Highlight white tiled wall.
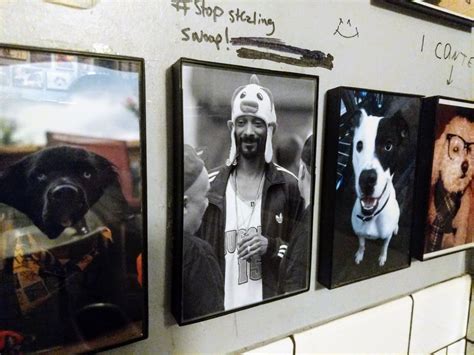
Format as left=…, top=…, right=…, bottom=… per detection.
left=468, top=281, right=473, bottom=355
left=433, top=348, right=448, bottom=355
left=242, top=337, right=293, bottom=355
left=293, top=297, right=412, bottom=354
left=468, top=279, right=473, bottom=343
left=447, top=339, right=466, bottom=355
left=242, top=275, right=472, bottom=354
left=410, top=276, right=470, bottom=354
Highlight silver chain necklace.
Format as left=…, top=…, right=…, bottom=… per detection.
left=233, top=169, right=264, bottom=233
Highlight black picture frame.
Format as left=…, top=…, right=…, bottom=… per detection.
left=0, top=43, right=148, bottom=353
left=171, top=58, right=319, bottom=325
left=412, top=96, right=474, bottom=261
left=318, top=86, right=423, bottom=289
left=386, top=0, right=473, bottom=27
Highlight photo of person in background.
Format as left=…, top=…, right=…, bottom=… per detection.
left=199, top=75, right=303, bottom=310
left=182, top=145, right=224, bottom=320
left=279, top=135, right=314, bottom=294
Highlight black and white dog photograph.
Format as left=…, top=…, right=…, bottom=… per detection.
left=0, top=46, right=146, bottom=353
left=172, top=59, right=318, bottom=324
left=319, top=87, right=421, bottom=288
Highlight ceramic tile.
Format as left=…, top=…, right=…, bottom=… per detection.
left=243, top=337, right=293, bottom=355
left=468, top=278, right=473, bottom=341
left=446, top=339, right=466, bottom=354
left=433, top=348, right=447, bottom=355
left=293, top=297, right=412, bottom=354
left=466, top=341, right=473, bottom=355
left=410, top=275, right=471, bottom=354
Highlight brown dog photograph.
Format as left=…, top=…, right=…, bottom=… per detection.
left=423, top=98, right=474, bottom=259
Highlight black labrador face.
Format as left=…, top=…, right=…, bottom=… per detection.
left=0, top=146, right=117, bottom=239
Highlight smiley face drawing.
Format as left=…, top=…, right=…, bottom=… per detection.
left=334, top=18, right=359, bottom=39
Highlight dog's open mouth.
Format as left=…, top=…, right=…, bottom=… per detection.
left=360, top=196, right=379, bottom=214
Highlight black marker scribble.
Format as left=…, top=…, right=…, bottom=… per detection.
left=232, top=37, right=326, bottom=59
left=334, top=18, right=359, bottom=39
left=230, top=37, right=334, bottom=70
left=446, top=65, right=454, bottom=85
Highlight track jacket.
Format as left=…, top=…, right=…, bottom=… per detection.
left=199, top=162, right=303, bottom=299
left=278, top=207, right=311, bottom=294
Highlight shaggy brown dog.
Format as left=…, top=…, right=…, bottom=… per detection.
left=427, top=115, right=474, bottom=251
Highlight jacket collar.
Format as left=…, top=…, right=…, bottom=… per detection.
left=208, top=162, right=287, bottom=210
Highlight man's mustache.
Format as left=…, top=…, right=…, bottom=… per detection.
left=240, top=136, right=259, bottom=143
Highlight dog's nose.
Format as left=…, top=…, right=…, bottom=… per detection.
left=461, top=160, right=469, bottom=174
left=360, top=169, right=377, bottom=185
left=359, top=169, right=377, bottom=194
left=50, top=184, right=79, bottom=201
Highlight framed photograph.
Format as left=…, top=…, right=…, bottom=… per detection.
left=46, top=70, right=74, bottom=91
left=413, top=97, right=474, bottom=260
left=318, top=87, right=422, bottom=289
left=12, top=66, right=45, bottom=89
left=0, top=44, right=147, bottom=353
left=386, top=0, right=473, bottom=27
left=172, top=58, right=318, bottom=325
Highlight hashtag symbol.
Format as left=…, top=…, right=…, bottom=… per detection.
left=171, top=0, right=192, bottom=15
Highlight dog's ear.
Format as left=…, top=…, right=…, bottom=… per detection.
left=89, top=152, right=119, bottom=189
left=0, top=158, right=29, bottom=213
left=351, top=109, right=363, bottom=128
left=87, top=152, right=131, bottom=223
left=393, top=110, right=409, bottom=141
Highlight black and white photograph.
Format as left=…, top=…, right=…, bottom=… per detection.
left=387, top=0, right=473, bottom=26
left=0, top=45, right=147, bottom=353
left=412, top=0, right=473, bottom=23
left=319, top=87, right=422, bottom=288
left=413, top=97, right=474, bottom=260
left=172, top=59, right=318, bottom=325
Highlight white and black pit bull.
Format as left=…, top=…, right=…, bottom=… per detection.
left=351, top=109, right=408, bottom=266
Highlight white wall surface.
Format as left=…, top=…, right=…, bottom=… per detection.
left=244, top=275, right=472, bottom=354
left=0, top=1, right=472, bottom=353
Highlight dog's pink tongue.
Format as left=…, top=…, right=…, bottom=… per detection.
left=361, top=197, right=377, bottom=210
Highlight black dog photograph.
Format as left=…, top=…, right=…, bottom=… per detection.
left=319, top=87, right=422, bottom=288
left=0, top=46, right=146, bottom=353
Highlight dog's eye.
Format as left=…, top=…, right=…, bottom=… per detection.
left=453, top=147, right=459, bottom=153
left=83, top=171, right=92, bottom=179
left=257, top=93, right=264, bottom=101
left=385, top=142, right=393, bottom=151
left=37, top=173, right=47, bottom=182
left=240, top=92, right=246, bottom=99
left=356, top=141, right=363, bottom=152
